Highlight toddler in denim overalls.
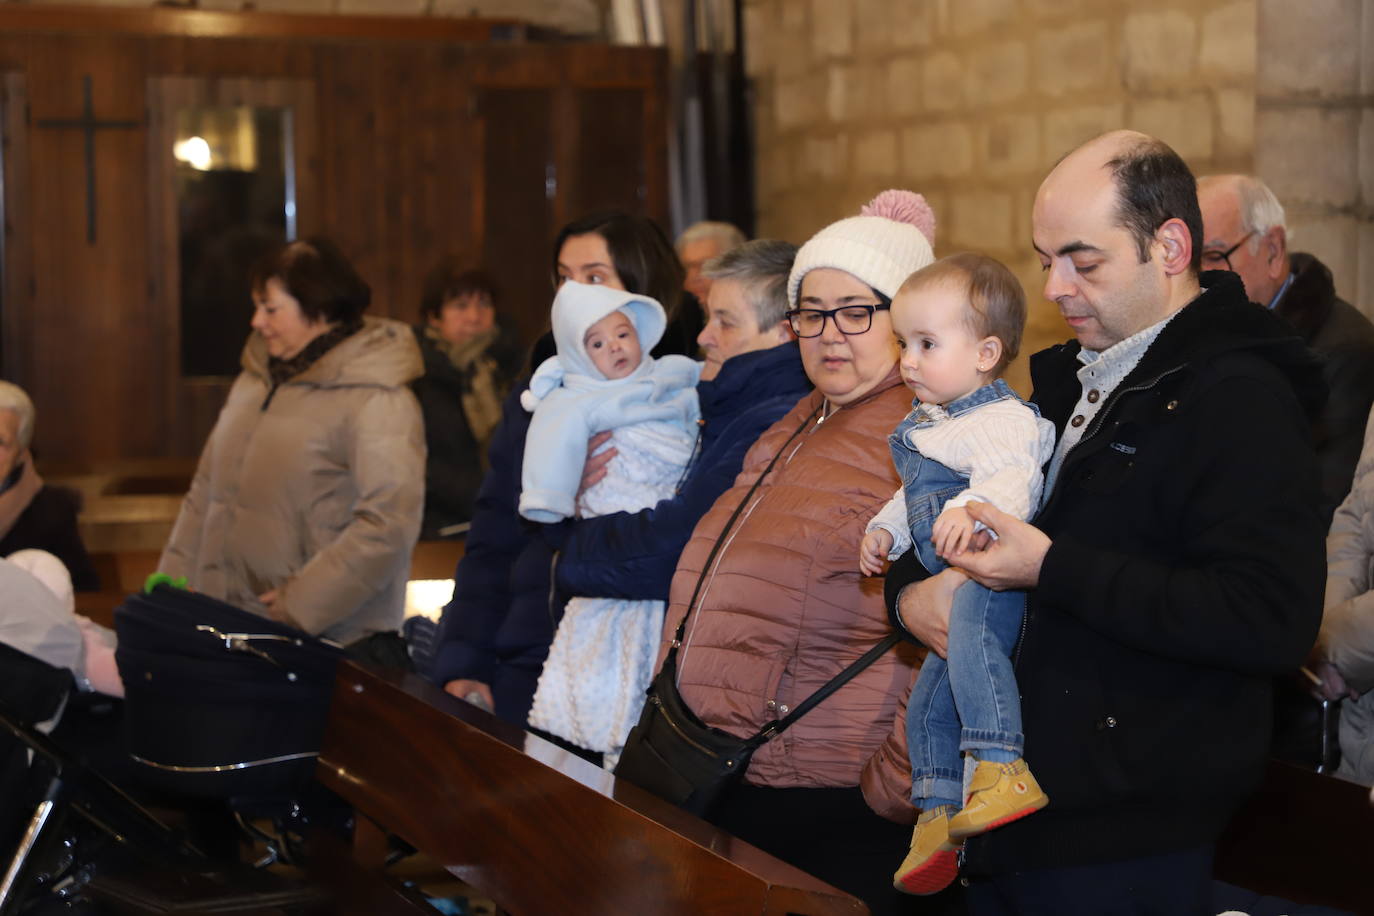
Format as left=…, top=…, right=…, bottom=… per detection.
left=857, top=253, right=1057, bottom=896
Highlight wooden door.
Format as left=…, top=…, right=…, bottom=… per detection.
left=566, top=87, right=650, bottom=219
left=475, top=86, right=557, bottom=351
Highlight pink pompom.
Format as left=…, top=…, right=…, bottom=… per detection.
left=861, top=189, right=936, bottom=245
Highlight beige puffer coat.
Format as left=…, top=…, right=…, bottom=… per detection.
left=661, top=368, right=922, bottom=792
left=1320, top=408, right=1374, bottom=785
left=160, top=317, right=425, bottom=646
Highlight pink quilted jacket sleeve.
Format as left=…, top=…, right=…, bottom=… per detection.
left=861, top=653, right=921, bottom=825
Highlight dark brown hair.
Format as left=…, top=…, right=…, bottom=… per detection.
left=419, top=257, right=500, bottom=322
left=250, top=237, right=370, bottom=324
left=1106, top=136, right=1203, bottom=274
left=897, top=252, right=1027, bottom=374
left=550, top=211, right=685, bottom=316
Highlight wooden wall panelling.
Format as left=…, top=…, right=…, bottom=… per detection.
left=146, top=74, right=318, bottom=457
left=641, top=52, right=671, bottom=226
left=388, top=47, right=425, bottom=326
left=561, top=44, right=670, bottom=227
left=0, top=11, right=669, bottom=467
left=371, top=45, right=406, bottom=320
left=469, top=41, right=567, bottom=348
left=476, top=85, right=556, bottom=349
left=24, top=35, right=156, bottom=465
left=147, top=35, right=315, bottom=82
left=1, top=73, right=32, bottom=384
left=567, top=87, right=649, bottom=219
left=409, top=46, right=480, bottom=330
left=469, top=44, right=674, bottom=352
left=314, top=43, right=411, bottom=322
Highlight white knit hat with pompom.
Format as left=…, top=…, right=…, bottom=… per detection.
left=787, top=189, right=938, bottom=306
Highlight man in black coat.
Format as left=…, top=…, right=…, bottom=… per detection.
left=1198, top=173, right=1374, bottom=520
left=890, top=131, right=1327, bottom=914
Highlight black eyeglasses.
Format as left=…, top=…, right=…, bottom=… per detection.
left=785, top=304, right=890, bottom=338
left=1201, top=231, right=1256, bottom=271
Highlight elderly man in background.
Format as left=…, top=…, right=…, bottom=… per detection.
left=1199, top=174, right=1374, bottom=519
left=676, top=220, right=747, bottom=305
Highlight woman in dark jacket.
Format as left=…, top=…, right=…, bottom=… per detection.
left=412, top=262, right=520, bottom=538
left=431, top=211, right=691, bottom=725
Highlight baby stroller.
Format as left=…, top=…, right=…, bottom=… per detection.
left=113, top=584, right=352, bottom=865
left=0, top=641, right=206, bottom=915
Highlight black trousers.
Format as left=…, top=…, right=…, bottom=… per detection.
left=709, top=782, right=967, bottom=916
left=965, top=845, right=1214, bottom=916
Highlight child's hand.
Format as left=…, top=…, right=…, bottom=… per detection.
left=859, top=529, right=893, bottom=576
left=932, top=506, right=977, bottom=559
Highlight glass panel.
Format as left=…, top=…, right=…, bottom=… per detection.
left=174, top=106, right=295, bottom=377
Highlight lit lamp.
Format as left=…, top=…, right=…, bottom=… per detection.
left=172, top=135, right=212, bottom=171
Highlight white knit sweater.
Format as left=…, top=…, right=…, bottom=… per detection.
left=868, top=397, right=1057, bottom=558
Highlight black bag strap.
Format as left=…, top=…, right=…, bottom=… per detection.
left=668, top=399, right=824, bottom=648
left=751, top=631, right=904, bottom=743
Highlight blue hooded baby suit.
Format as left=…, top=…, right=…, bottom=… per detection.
left=521, top=280, right=701, bottom=760
left=518, top=281, right=701, bottom=525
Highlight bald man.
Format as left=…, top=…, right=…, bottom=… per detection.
left=883, top=132, right=1326, bottom=913
left=1199, top=174, right=1374, bottom=519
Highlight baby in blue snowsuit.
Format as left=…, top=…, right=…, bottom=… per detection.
left=521, top=280, right=700, bottom=764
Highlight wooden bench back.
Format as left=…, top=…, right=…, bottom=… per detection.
left=1215, top=758, right=1374, bottom=912
left=316, top=662, right=867, bottom=916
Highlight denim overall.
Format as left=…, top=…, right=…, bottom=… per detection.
left=892, top=379, right=1033, bottom=809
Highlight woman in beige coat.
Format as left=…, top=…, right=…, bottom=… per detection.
left=160, top=238, right=424, bottom=648
left=1315, top=406, right=1374, bottom=785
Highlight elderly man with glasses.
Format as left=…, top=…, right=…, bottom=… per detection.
left=1199, top=174, right=1374, bottom=519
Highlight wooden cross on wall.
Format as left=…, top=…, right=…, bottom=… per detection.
left=33, top=74, right=140, bottom=245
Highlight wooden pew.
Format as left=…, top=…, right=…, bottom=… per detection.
left=1215, top=759, right=1374, bottom=913
left=316, top=662, right=867, bottom=916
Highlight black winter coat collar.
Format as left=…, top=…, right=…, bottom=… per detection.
left=1030, top=270, right=1326, bottom=434
left=1277, top=252, right=1339, bottom=342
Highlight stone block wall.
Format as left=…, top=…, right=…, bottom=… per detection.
left=1256, top=0, right=1373, bottom=312
left=745, top=0, right=1258, bottom=391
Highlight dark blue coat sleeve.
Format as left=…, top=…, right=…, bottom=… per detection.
left=430, top=384, right=533, bottom=686
left=554, top=394, right=797, bottom=602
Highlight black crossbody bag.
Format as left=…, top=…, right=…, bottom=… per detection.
left=614, top=402, right=903, bottom=817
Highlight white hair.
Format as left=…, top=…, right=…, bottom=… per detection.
left=0, top=381, right=34, bottom=450
left=702, top=238, right=798, bottom=329
left=1203, top=173, right=1286, bottom=254
left=1225, top=175, right=1287, bottom=254
left=676, top=221, right=746, bottom=255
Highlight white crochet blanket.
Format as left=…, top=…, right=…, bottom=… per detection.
left=526, top=419, right=695, bottom=764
